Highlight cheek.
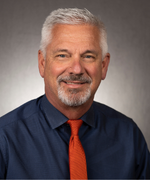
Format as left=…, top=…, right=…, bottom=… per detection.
left=45, top=62, right=67, bottom=84
left=87, top=64, right=102, bottom=94
left=88, top=65, right=102, bottom=83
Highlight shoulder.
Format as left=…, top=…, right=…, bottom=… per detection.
left=93, top=101, right=133, bottom=125
left=92, top=101, right=150, bottom=177
left=92, top=101, right=146, bottom=144
left=0, top=95, right=44, bottom=130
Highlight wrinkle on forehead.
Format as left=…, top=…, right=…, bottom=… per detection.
left=47, top=24, right=101, bottom=57
left=47, top=24, right=101, bottom=56
left=51, top=24, right=100, bottom=44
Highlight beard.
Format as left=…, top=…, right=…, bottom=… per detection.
left=57, top=74, right=92, bottom=107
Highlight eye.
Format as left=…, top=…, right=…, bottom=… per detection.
left=83, top=54, right=96, bottom=61
left=55, top=53, right=70, bottom=61
left=58, top=54, right=66, bottom=58
left=85, top=55, right=93, bottom=58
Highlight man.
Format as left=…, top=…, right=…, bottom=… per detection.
left=0, top=8, right=150, bottom=179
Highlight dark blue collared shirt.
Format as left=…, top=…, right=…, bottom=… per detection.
left=0, top=95, right=150, bottom=179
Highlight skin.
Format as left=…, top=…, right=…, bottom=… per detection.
left=38, top=24, right=110, bottom=119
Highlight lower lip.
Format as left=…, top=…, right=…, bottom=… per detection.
left=62, top=82, right=86, bottom=88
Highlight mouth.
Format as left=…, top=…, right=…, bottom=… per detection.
left=63, top=81, right=86, bottom=85
left=57, top=74, right=92, bottom=89
left=61, top=81, right=86, bottom=89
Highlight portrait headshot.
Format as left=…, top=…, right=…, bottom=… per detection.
left=0, top=0, right=150, bottom=179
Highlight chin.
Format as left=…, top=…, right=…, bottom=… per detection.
left=58, top=88, right=91, bottom=107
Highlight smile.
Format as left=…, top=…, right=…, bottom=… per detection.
left=61, top=81, right=87, bottom=88
left=64, top=81, right=85, bottom=85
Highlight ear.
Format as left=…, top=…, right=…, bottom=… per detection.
left=101, top=53, right=110, bottom=80
left=38, top=50, right=45, bottom=78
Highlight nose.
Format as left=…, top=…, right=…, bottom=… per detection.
left=68, top=56, right=84, bottom=75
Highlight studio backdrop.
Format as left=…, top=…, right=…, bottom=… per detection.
left=0, top=0, right=150, bottom=148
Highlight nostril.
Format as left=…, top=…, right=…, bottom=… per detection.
left=69, top=72, right=83, bottom=75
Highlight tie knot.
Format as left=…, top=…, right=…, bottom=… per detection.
left=67, top=119, right=83, bottom=136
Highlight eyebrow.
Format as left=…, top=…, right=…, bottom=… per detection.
left=53, top=49, right=98, bottom=56
left=83, top=50, right=97, bottom=54
left=53, top=49, right=71, bottom=54
left=81, top=50, right=98, bottom=56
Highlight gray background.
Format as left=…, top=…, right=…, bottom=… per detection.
left=0, top=0, right=150, bottom=148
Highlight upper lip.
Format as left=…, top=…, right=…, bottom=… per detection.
left=63, top=81, right=86, bottom=84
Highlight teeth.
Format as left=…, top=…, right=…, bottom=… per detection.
left=66, top=82, right=74, bottom=84
left=66, top=82, right=82, bottom=84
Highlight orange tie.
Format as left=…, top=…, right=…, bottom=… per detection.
left=67, top=119, right=88, bottom=180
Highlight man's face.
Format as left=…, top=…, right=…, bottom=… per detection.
left=38, top=24, right=110, bottom=109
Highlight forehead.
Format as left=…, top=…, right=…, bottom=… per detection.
left=49, top=24, right=100, bottom=48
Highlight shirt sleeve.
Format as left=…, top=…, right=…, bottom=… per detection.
left=136, top=143, right=150, bottom=178
left=0, top=136, right=7, bottom=179
left=134, top=123, right=150, bottom=179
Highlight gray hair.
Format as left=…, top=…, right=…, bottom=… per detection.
left=40, top=8, right=108, bottom=59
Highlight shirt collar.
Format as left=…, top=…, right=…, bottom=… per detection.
left=40, top=94, right=95, bottom=129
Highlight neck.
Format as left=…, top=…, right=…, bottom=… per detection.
left=60, top=102, right=93, bottom=119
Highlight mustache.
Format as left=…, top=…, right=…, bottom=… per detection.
left=57, top=74, right=92, bottom=84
